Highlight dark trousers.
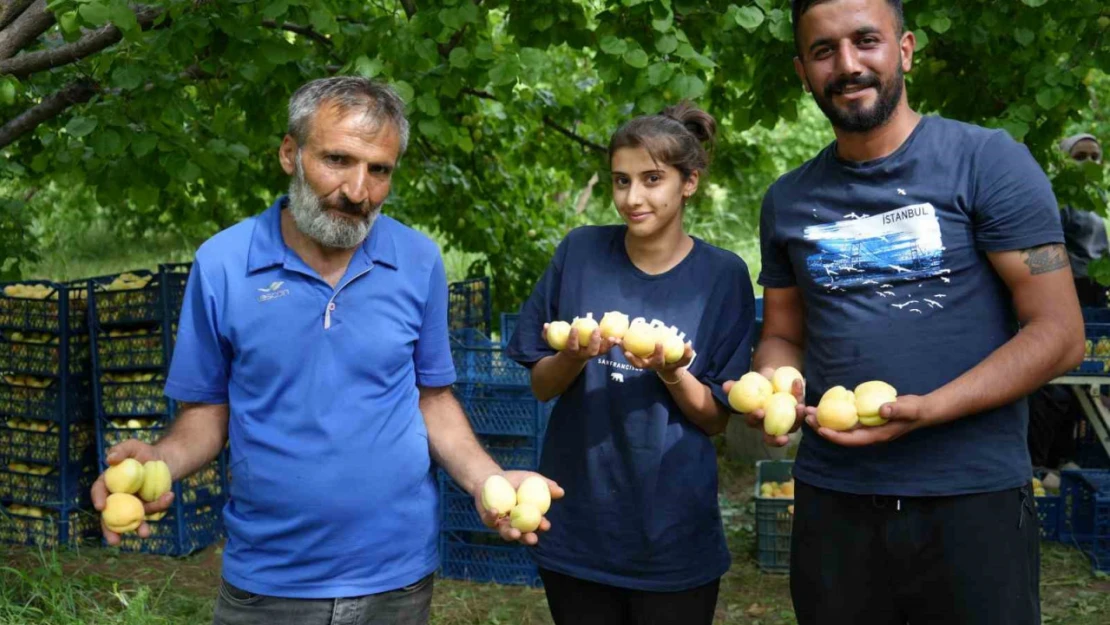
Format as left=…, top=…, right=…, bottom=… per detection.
left=790, top=481, right=1040, bottom=625
left=538, top=568, right=720, bottom=625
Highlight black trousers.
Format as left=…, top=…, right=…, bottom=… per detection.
left=790, top=480, right=1041, bottom=625
left=538, top=568, right=720, bottom=625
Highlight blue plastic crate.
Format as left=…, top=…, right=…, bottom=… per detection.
left=500, top=312, right=519, bottom=347
left=440, top=530, right=542, bottom=587
left=482, top=437, right=540, bottom=471
left=0, top=505, right=100, bottom=548
left=0, top=420, right=95, bottom=467
left=458, top=389, right=544, bottom=437
left=0, top=280, right=88, bottom=334
left=1036, top=493, right=1061, bottom=541
left=755, top=460, right=794, bottom=573
left=1059, top=469, right=1110, bottom=573
left=0, top=460, right=95, bottom=508
left=448, top=278, right=491, bottom=336
left=452, top=346, right=530, bottom=387
left=438, top=470, right=490, bottom=533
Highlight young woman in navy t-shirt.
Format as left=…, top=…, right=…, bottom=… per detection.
left=507, top=102, right=756, bottom=624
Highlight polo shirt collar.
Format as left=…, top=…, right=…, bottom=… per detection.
left=247, top=196, right=399, bottom=274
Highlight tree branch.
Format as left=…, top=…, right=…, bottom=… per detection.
left=399, top=0, right=416, bottom=19
left=0, top=5, right=164, bottom=78
left=0, top=79, right=96, bottom=149
left=261, top=19, right=342, bottom=63
left=542, top=115, right=605, bottom=153
left=0, top=0, right=35, bottom=31
left=261, top=19, right=331, bottom=46
left=0, top=0, right=53, bottom=61
left=462, top=87, right=496, bottom=100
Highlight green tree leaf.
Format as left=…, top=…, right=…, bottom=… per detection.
left=65, top=116, right=97, bottom=138
left=734, top=6, right=765, bottom=32
left=624, top=48, right=650, bottom=69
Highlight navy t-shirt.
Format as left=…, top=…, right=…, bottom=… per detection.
left=759, top=115, right=1064, bottom=497
left=507, top=225, right=755, bottom=591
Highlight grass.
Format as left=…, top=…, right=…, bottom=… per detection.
left=2, top=449, right=1107, bottom=624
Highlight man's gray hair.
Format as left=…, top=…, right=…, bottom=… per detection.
left=288, top=76, right=410, bottom=156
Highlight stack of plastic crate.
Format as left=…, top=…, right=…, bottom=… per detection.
left=89, top=265, right=228, bottom=556
left=442, top=289, right=545, bottom=585
left=0, top=280, right=99, bottom=548
left=754, top=459, right=795, bottom=573
left=1059, top=469, right=1110, bottom=573
left=448, top=277, right=492, bottom=339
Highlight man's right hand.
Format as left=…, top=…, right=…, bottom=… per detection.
left=543, top=323, right=620, bottom=362
left=723, top=367, right=807, bottom=447
left=91, top=439, right=175, bottom=545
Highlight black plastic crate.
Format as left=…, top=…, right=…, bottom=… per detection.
left=96, top=372, right=169, bottom=417
left=0, top=281, right=88, bottom=334
left=1074, top=308, right=1110, bottom=375
left=439, top=530, right=541, bottom=587
left=88, top=271, right=165, bottom=327
left=755, top=460, right=795, bottom=574
left=160, top=263, right=191, bottom=323
left=1059, top=470, right=1110, bottom=573
left=94, top=329, right=166, bottom=370
left=1075, top=417, right=1110, bottom=469
left=448, top=278, right=491, bottom=336
left=0, top=460, right=95, bottom=508
left=98, top=418, right=167, bottom=449
left=113, top=499, right=225, bottom=556
left=0, top=375, right=89, bottom=423
left=1037, top=493, right=1062, bottom=541
left=0, top=504, right=99, bottom=548
left=0, top=330, right=90, bottom=377
left=0, top=419, right=95, bottom=466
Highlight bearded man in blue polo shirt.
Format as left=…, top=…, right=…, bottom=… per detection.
left=89, top=77, right=562, bottom=625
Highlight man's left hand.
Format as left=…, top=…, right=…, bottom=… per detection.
left=804, top=394, right=933, bottom=447
left=474, top=470, right=565, bottom=546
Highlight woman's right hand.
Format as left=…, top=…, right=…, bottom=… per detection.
left=543, top=323, right=620, bottom=362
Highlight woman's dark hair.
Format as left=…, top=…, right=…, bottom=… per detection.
left=608, top=101, right=717, bottom=180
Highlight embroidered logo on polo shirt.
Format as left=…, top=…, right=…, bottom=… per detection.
left=257, top=281, right=290, bottom=302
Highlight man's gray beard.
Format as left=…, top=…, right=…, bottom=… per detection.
left=288, top=155, right=379, bottom=250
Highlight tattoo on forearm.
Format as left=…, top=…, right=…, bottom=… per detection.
left=1021, top=244, right=1068, bottom=275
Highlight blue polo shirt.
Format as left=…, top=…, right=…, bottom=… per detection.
left=165, top=197, right=455, bottom=598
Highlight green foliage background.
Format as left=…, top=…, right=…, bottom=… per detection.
left=1, top=0, right=1108, bottom=310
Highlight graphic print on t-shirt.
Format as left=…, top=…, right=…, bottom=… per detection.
left=804, top=203, right=949, bottom=314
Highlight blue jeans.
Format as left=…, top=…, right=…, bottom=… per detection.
left=212, top=574, right=434, bottom=625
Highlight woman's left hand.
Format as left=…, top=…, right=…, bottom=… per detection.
left=624, top=342, right=694, bottom=376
